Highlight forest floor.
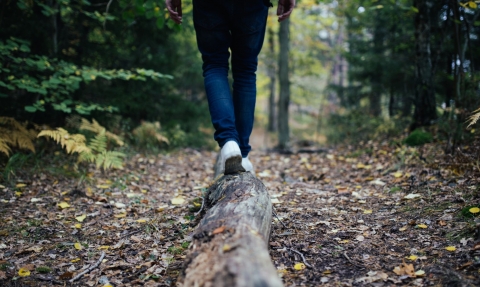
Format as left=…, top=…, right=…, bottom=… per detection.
left=1, top=140, right=480, bottom=286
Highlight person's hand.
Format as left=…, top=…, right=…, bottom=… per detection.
left=166, top=0, right=182, bottom=24
left=277, top=0, right=295, bottom=22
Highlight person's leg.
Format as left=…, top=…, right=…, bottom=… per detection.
left=193, top=0, right=244, bottom=174
left=193, top=0, right=238, bottom=148
left=230, top=0, right=269, bottom=158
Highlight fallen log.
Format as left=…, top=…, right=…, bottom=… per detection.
left=178, top=171, right=283, bottom=287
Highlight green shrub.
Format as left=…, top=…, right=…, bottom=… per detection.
left=404, top=129, right=433, bottom=146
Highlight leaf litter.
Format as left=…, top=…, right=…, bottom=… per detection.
left=0, top=141, right=479, bottom=286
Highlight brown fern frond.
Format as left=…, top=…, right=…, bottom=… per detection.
left=0, top=139, right=11, bottom=156
left=38, top=128, right=89, bottom=154
left=0, top=117, right=37, bottom=153
left=467, top=108, right=480, bottom=128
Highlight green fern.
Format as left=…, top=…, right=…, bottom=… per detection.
left=79, top=118, right=124, bottom=146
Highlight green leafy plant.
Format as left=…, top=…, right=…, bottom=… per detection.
left=404, top=129, right=433, bottom=146
left=131, top=121, right=169, bottom=149
left=38, top=118, right=125, bottom=170
left=0, top=37, right=172, bottom=115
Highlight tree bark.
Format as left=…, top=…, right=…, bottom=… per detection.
left=277, top=18, right=290, bottom=150
left=178, top=172, right=282, bottom=287
left=267, top=28, right=277, bottom=132
left=412, top=0, right=437, bottom=128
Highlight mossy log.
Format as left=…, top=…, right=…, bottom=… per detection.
left=178, top=172, right=283, bottom=287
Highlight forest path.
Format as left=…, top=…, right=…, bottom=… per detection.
left=0, top=143, right=479, bottom=286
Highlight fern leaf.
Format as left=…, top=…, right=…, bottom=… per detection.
left=79, top=118, right=124, bottom=146
left=88, top=131, right=107, bottom=153
left=0, top=139, right=11, bottom=156
left=467, top=108, right=480, bottom=128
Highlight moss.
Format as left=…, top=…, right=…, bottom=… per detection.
left=404, top=129, right=433, bottom=146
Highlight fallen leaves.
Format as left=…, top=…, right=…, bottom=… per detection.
left=294, top=263, right=306, bottom=270
left=393, top=261, right=415, bottom=276
left=18, top=268, right=30, bottom=277
left=171, top=196, right=185, bottom=205
left=445, top=246, right=456, bottom=252
left=74, top=242, right=82, bottom=250
left=57, top=202, right=71, bottom=209
left=75, top=214, right=87, bottom=222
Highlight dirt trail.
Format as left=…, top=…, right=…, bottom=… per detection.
left=0, top=143, right=479, bottom=286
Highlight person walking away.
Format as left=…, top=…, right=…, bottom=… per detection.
left=166, top=0, right=295, bottom=175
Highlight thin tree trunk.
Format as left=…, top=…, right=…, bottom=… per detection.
left=267, top=28, right=276, bottom=132
left=412, top=0, right=437, bottom=128
left=370, top=8, right=383, bottom=117
left=277, top=18, right=290, bottom=149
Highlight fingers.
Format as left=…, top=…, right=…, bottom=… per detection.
left=166, top=0, right=182, bottom=24
left=277, top=0, right=295, bottom=22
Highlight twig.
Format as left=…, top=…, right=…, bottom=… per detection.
left=272, top=207, right=288, bottom=229
left=194, top=197, right=205, bottom=217
left=343, top=251, right=364, bottom=269
left=69, top=251, right=105, bottom=283
left=120, top=229, right=141, bottom=239
left=290, top=248, right=313, bottom=268
left=103, top=0, right=114, bottom=30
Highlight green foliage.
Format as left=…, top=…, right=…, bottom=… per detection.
left=36, top=266, right=52, bottom=273
left=1, top=153, right=34, bottom=182
left=404, top=129, right=433, bottom=146
left=460, top=206, right=480, bottom=218
left=325, top=110, right=408, bottom=145
left=0, top=38, right=172, bottom=115
left=131, top=121, right=169, bottom=149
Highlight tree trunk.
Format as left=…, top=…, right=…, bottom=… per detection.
left=412, top=0, right=437, bottom=128
left=178, top=172, right=282, bottom=287
left=267, top=28, right=276, bottom=132
left=277, top=18, right=290, bottom=150
left=370, top=8, right=384, bottom=117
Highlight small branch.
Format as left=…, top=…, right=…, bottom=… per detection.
left=289, top=248, right=312, bottom=268
left=272, top=207, right=288, bottom=229
left=194, top=197, right=205, bottom=217
left=69, top=251, right=105, bottom=283
left=343, top=251, right=364, bottom=269
left=103, top=0, right=114, bottom=30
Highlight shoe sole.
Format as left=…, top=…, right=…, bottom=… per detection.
left=224, top=155, right=245, bottom=175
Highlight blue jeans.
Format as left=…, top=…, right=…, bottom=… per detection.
left=193, top=0, right=269, bottom=158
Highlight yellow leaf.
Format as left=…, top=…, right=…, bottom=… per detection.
left=114, top=213, right=126, bottom=218
left=363, top=209, right=373, bottom=214
left=74, top=223, right=82, bottom=229
left=393, top=172, right=403, bottom=178
left=58, top=202, right=71, bottom=209
left=15, top=192, right=22, bottom=196
left=417, top=224, right=428, bottom=229
left=75, top=214, right=87, bottom=222
left=74, top=242, right=82, bottom=250
left=71, top=258, right=81, bottom=263
left=141, top=189, right=147, bottom=193
left=136, top=219, right=147, bottom=223
left=171, top=196, right=185, bottom=205
left=468, top=1, right=477, bottom=9
left=18, top=268, right=30, bottom=277
left=86, top=187, right=93, bottom=197
left=406, top=255, right=418, bottom=261
left=97, top=185, right=110, bottom=189
left=469, top=207, right=480, bottom=214
left=339, top=240, right=349, bottom=244
left=98, top=246, right=110, bottom=250
left=445, top=246, right=456, bottom=252
left=294, top=263, right=306, bottom=270
left=399, top=226, right=407, bottom=231
left=356, top=163, right=366, bottom=169
left=16, top=183, right=27, bottom=188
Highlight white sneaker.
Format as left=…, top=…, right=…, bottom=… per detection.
left=242, top=156, right=255, bottom=175
left=220, top=141, right=245, bottom=175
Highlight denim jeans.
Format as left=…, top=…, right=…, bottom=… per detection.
left=193, top=0, right=269, bottom=157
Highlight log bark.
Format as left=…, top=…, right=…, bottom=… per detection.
left=178, top=172, right=282, bottom=287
